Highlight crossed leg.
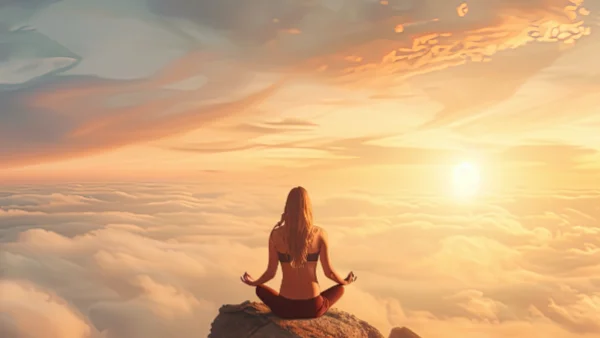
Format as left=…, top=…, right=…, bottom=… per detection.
left=321, top=284, right=345, bottom=307
left=256, top=284, right=345, bottom=318
left=255, top=284, right=283, bottom=312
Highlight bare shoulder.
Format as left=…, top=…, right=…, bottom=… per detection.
left=313, top=225, right=328, bottom=242
left=270, top=224, right=284, bottom=243
left=271, top=224, right=284, bottom=237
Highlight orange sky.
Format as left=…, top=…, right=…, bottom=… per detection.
left=1, top=0, right=599, bottom=192
left=2, top=2, right=600, bottom=338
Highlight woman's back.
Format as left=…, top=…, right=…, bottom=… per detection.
left=241, top=186, right=356, bottom=319
left=271, top=225, right=323, bottom=299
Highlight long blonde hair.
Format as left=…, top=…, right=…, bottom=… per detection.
left=276, top=186, right=315, bottom=268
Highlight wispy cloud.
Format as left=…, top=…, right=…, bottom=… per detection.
left=1, top=0, right=599, bottom=177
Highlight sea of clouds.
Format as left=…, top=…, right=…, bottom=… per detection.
left=1, top=182, right=599, bottom=338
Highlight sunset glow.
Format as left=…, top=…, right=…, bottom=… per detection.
left=451, top=162, right=481, bottom=198
left=1, top=1, right=599, bottom=338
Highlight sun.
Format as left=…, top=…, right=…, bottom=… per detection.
left=451, top=162, right=481, bottom=198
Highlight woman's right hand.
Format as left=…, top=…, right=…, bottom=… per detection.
left=344, top=271, right=358, bottom=285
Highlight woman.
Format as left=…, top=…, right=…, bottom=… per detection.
left=240, top=186, right=357, bottom=319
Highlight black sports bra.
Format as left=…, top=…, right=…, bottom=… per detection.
left=277, top=251, right=320, bottom=263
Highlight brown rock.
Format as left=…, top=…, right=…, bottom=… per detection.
left=209, top=301, right=386, bottom=338
left=388, top=326, right=421, bottom=338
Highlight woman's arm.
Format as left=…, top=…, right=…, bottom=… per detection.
left=251, top=231, right=279, bottom=285
left=319, top=228, right=348, bottom=285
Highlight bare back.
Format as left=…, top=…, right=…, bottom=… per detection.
left=271, top=225, right=323, bottom=299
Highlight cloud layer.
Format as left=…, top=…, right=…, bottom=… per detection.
left=1, top=183, right=599, bottom=337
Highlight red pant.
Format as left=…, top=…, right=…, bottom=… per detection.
left=255, top=284, right=344, bottom=319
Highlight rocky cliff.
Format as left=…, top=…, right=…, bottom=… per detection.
left=209, top=301, right=421, bottom=338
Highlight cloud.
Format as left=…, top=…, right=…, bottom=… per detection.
left=0, top=27, right=80, bottom=89
left=1, top=0, right=598, bottom=172
left=303, top=0, right=593, bottom=85
left=308, top=136, right=466, bottom=167
left=0, top=57, right=286, bottom=168
left=547, top=291, right=600, bottom=333
left=262, top=117, right=318, bottom=128
left=498, top=144, right=599, bottom=169
left=27, top=0, right=203, bottom=80
left=2, top=183, right=600, bottom=337
left=162, top=118, right=319, bottom=154
left=163, top=134, right=599, bottom=179
left=164, top=134, right=466, bottom=169
left=445, top=289, right=511, bottom=322
left=0, top=280, right=92, bottom=338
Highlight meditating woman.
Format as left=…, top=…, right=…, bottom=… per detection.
left=240, top=186, right=357, bottom=319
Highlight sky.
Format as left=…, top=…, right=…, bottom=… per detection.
left=0, top=0, right=599, bottom=337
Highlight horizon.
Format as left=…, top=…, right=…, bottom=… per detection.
left=1, top=1, right=600, bottom=338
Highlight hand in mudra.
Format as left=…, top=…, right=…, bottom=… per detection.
left=240, top=272, right=257, bottom=286
left=344, top=271, right=358, bottom=285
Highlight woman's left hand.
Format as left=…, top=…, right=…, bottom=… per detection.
left=240, top=272, right=257, bottom=286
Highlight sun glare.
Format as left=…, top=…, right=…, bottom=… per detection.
left=451, top=162, right=481, bottom=198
